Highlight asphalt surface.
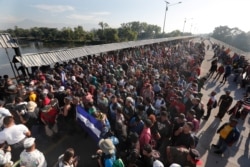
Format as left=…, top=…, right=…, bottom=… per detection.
left=14, top=124, right=98, bottom=167
left=14, top=38, right=250, bottom=167
left=196, top=39, right=250, bottom=167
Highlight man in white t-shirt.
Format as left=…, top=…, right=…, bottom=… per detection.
left=20, top=137, right=47, bottom=167
left=0, top=116, right=31, bottom=149
left=0, top=100, right=12, bottom=128
left=0, top=143, right=13, bottom=166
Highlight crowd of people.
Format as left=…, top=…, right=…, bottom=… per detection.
left=0, top=37, right=247, bottom=167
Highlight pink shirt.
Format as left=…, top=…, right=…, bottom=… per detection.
left=139, top=127, right=151, bottom=148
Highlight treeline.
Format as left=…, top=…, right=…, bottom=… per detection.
left=1, top=21, right=188, bottom=44
left=211, top=26, right=250, bottom=52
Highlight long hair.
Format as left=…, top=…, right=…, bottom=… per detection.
left=63, top=148, right=75, bottom=164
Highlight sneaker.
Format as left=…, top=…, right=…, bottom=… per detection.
left=211, top=144, right=219, bottom=149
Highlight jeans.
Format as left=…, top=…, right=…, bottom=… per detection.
left=216, top=137, right=228, bottom=153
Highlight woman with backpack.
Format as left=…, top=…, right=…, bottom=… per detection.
left=202, top=91, right=217, bottom=121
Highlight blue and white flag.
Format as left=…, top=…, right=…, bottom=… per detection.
left=76, top=105, right=103, bottom=143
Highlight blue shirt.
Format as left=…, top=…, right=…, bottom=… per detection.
left=104, top=154, right=116, bottom=167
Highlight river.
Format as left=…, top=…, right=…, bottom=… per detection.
left=0, top=41, right=83, bottom=78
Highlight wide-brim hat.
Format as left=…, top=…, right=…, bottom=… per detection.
left=27, top=101, right=37, bottom=112
left=98, top=138, right=115, bottom=155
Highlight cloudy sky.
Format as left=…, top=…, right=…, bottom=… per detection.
left=0, top=0, right=249, bottom=34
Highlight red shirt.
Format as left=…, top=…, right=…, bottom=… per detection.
left=139, top=127, right=151, bottom=149
left=170, top=100, right=186, bottom=114
left=40, top=107, right=58, bottom=124
left=43, top=97, right=51, bottom=106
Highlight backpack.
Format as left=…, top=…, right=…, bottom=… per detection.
left=213, top=100, right=217, bottom=108
left=112, top=158, right=124, bottom=167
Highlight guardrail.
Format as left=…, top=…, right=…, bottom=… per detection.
left=210, top=37, right=250, bottom=58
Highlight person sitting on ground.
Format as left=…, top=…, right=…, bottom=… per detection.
left=20, top=137, right=47, bottom=167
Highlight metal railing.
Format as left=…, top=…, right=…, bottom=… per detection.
left=210, top=37, right=250, bottom=58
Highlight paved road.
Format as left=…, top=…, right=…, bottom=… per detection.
left=196, top=39, right=250, bottom=167
left=15, top=38, right=250, bottom=167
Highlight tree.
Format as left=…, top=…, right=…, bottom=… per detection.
left=73, top=26, right=86, bottom=41
left=167, top=30, right=182, bottom=37
left=233, top=32, right=248, bottom=51
left=211, top=26, right=250, bottom=52
left=61, top=27, right=74, bottom=41
left=118, top=27, right=137, bottom=41
left=30, top=27, right=44, bottom=39
left=98, top=22, right=109, bottom=41
left=105, top=28, right=119, bottom=43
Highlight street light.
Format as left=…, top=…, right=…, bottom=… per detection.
left=162, top=1, right=182, bottom=33
left=182, top=18, right=193, bottom=35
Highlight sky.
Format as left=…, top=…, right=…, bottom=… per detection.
left=0, top=0, right=249, bottom=34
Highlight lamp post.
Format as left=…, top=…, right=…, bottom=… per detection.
left=182, top=18, right=193, bottom=35
left=190, top=24, right=193, bottom=33
left=162, top=1, right=182, bottom=34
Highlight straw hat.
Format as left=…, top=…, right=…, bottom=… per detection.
left=98, top=138, right=115, bottom=155
left=26, top=101, right=37, bottom=112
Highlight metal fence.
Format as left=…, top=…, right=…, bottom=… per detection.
left=210, top=37, right=250, bottom=58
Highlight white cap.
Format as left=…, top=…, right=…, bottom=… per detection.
left=43, top=89, right=49, bottom=95
left=153, top=160, right=164, bottom=167
left=169, top=163, right=181, bottom=167
left=23, top=137, right=35, bottom=148
left=58, top=86, right=65, bottom=92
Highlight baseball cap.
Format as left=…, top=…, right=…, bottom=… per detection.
left=189, top=149, right=202, bottom=165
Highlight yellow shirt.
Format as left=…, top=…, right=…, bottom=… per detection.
left=29, top=92, right=37, bottom=102
left=219, top=124, right=233, bottom=139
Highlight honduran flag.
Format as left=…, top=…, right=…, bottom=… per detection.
left=76, top=105, right=103, bottom=143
